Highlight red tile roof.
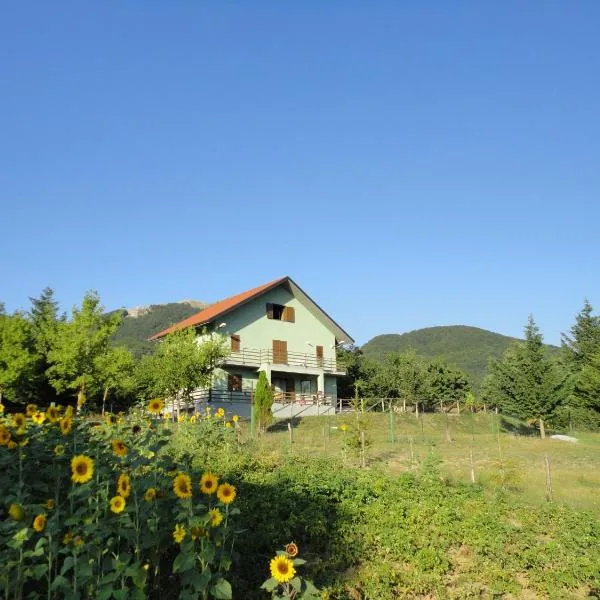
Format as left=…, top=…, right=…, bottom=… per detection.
left=148, top=277, right=288, bottom=340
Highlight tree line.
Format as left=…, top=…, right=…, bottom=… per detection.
left=339, top=300, right=600, bottom=431
left=0, top=288, right=227, bottom=412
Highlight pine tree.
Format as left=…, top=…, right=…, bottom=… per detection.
left=483, top=316, right=564, bottom=434
left=561, top=300, right=600, bottom=367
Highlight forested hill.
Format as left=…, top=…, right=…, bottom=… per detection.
left=111, top=302, right=206, bottom=356
left=361, top=325, right=559, bottom=389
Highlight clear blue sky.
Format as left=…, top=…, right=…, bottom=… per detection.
left=2, top=2, right=599, bottom=346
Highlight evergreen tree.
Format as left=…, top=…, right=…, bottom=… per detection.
left=252, top=370, right=273, bottom=434
left=561, top=300, right=600, bottom=367
left=427, top=359, right=472, bottom=405
left=483, top=316, right=564, bottom=433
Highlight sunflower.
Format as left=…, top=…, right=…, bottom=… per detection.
left=46, top=499, right=56, bottom=510
left=216, top=408, right=225, bottom=419
left=77, top=390, right=86, bottom=407
left=12, top=413, right=26, bottom=431
left=0, top=426, right=10, bottom=446
left=285, top=542, right=299, bottom=558
left=8, top=503, right=24, bottom=522
left=199, top=472, right=218, bottom=495
left=117, top=474, right=131, bottom=498
left=340, top=424, right=348, bottom=432
left=148, top=399, right=164, bottom=415
left=216, top=483, right=236, bottom=505
left=54, top=444, right=65, bottom=456
left=26, top=404, right=37, bottom=417
left=173, top=524, right=186, bottom=544
left=269, top=555, right=296, bottom=583
left=144, top=488, right=156, bottom=502
left=110, top=496, right=126, bottom=514
left=0, top=402, right=4, bottom=414
left=111, top=439, right=128, bottom=457
left=63, top=532, right=73, bottom=545
left=105, top=413, right=117, bottom=425
left=132, top=424, right=142, bottom=435
left=65, top=405, right=74, bottom=419
left=189, top=415, right=197, bottom=424
left=31, top=411, right=46, bottom=425
left=173, top=473, right=192, bottom=499
left=33, top=514, right=47, bottom=533
left=71, top=455, right=94, bottom=484
left=232, top=414, right=239, bottom=423
left=190, top=526, right=206, bottom=540
left=209, top=508, right=223, bottom=528
left=60, top=417, right=73, bottom=435
left=8, top=441, right=17, bottom=450
left=225, top=422, right=232, bottom=428
left=46, top=406, right=60, bottom=423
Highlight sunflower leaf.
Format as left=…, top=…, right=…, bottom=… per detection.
left=261, top=577, right=279, bottom=592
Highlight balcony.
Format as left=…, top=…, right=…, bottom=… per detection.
left=220, top=348, right=346, bottom=374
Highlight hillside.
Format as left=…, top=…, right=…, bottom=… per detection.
left=361, top=325, right=559, bottom=389
left=111, top=301, right=206, bottom=356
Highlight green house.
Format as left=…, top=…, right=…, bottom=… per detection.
left=150, top=276, right=353, bottom=414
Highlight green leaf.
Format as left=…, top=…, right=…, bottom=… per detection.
left=60, top=556, right=75, bottom=575
left=261, top=577, right=279, bottom=592
left=290, top=576, right=301, bottom=592
left=292, top=558, right=306, bottom=566
left=172, top=551, right=196, bottom=573
left=210, top=578, right=232, bottom=600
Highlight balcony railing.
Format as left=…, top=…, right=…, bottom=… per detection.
left=221, top=348, right=345, bottom=373
left=191, top=388, right=335, bottom=406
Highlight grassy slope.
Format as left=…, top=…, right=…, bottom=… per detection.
left=361, top=325, right=559, bottom=389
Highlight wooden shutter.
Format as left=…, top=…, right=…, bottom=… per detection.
left=230, top=335, right=240, bottom=352
left=316, top=345, right=324, bottom=366
left=283, top=306, right=295, bottom=322
left=266, top=303, right=274, bottom=319
left=272, top=340, right=288, bottom=364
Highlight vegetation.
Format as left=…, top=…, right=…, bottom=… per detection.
left=252, top=371, right=274, bottom=435
left=362, top=325, right=559, bottom=390
left=111, top=303, right=205, bottom=357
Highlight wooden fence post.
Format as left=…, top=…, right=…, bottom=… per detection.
left=544, top=455, right=553, bottom=502
left=469, top=447, right=475, bottom=484
left=360, top=431, right=366, bottom=468
left=288, top=422, right=293, bottom=453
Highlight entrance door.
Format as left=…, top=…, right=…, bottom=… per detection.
left=272, top=340, right=288, bottom=364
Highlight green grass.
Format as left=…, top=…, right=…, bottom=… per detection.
left=253, top=412, right=600, bottom=513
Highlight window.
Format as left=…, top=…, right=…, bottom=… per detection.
left=266, top=303, right=295, bottom=322
left=230, top=334, right=240, bottom=352
left=228, top=374, right=242, bottom=392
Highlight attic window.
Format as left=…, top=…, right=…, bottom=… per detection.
left=266, top=303, right=295, bottom=322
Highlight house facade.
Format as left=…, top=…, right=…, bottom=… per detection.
left=150, top=277, right=353, bottom=412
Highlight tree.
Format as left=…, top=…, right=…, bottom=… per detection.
left=252, top=370, right=273, bottom=434
left=561, top=300, right=600, bottom=368
left=0, top=311, right=39, bottom=403
left=28, top=287, right=66, bottom=404
left=483, top=316, right=564, bottom=435
left=427, top=359, right=472, bottom=408
left=47, top=291, right=122, bottom=404
left=370, top=350, right=432, bottom=412
left=95, top=346, right=136, bottom=415
left=137, top=328, right=228, bottom=415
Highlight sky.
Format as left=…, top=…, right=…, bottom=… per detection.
left=1, top=1, right=599, bottom=346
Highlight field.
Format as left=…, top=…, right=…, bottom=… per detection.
left=3, top=405, right=600, bottom=600
left=253, top=411, right=600, bottom=513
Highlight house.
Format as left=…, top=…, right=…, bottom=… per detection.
left=149, top=276, right=353, bottom=416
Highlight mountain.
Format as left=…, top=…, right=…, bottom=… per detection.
left=111, top=301, right=207, bottom=356
left=361, top=325, right=559, bottom=390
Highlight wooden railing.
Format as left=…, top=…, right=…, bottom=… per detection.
left=190, top=388, right=335, bottom=406
left=221, top=348, right=345, bottom=373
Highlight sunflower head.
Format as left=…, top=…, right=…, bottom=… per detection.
left=285, top=542, right=299, bottom=558
left=65, top=405, right=74, bottom=419
left=32, top=411, right=46, bottom=425
left=60, top=417, right=73, bottom=435
left=132, top=424, right=142, bottom=435
left=199, top=472, right=219, bottom=495
left=0, top=402, right=4, bottom=414
left=173, top=473, right=192, bottom=499
left=111, top=439, right=128, bottom=457
left=117, top=474, right=131, bottom=498
left=71, top=455, right=94, bottom=484
left=54, top=444, right=65, bottom=456
left=209, top=508, right=223, bottom=528
left=0, top=426, right=11, bottom=446
left=12, top=413, right=26, bottom=431
left=46, top=406, right=60, bottom=423
left=26, top=404, right=37, bottom=417
left=46, top=499, right=56, bottom=510
left=33, top=514, right=47, bottom=533
left=216, top=483, right=236, bottom=505
left=7, top=441, right=17, bottom=450
left=340, top=424, right=348, bottom=432
left=148, top=399, right=164, bottom=415
left=110, top=496, right=126, bottom=514
left=144, top=488, right=157, bottom=502
left=232, top=414, right=239, bottom=422
left=269, top=555, right=296, bottom=584
left=190, top=526, right=206, bottom=540
left=8, top=503, right=25, bottom=522
left=173, top=523, right=186, bottom=544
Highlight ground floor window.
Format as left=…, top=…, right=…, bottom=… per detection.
left=228, top=374, right=242, bottom=392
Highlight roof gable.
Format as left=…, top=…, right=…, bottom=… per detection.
left=149, top=277, right=353, bottom=343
